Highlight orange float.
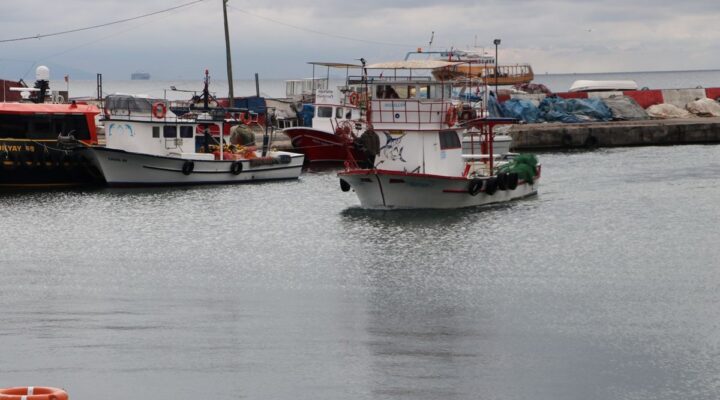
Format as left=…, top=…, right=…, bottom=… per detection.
left=151, top=102, right=167, bottom=119
left=0, top=387, right=68, bottom=400
left=445, top=106, right=458, bottom=127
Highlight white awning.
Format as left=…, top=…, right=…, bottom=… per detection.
left=364, top=60, right=463, bottom=70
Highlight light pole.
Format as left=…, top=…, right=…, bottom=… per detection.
left=493, top=38, right=501, bottom=96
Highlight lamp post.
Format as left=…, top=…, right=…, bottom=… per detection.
left=493, top=38, right=501, bottom=96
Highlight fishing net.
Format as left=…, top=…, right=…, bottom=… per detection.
left=498, top=154, right=538, bottom=184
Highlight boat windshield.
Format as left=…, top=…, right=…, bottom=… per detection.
left=0, top=113, right=91, bottom=140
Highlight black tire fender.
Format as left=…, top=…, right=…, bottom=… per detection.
left=468, top=178, right=483, bottom=196
left=496, top=172, right=508, bottom=190
left=340, top=178, right=351, bottom=192
left=182, top=161, right=194, bottom=175
left=484, top=177, right=498, bottom=195
left=230, top=161, right=243, bottom=175
left=507, top=172, right=519, bottom=190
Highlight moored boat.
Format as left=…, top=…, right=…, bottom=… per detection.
left=0, top=102, right=103, bottom=187
left=86, top=71, right=304, bottom=187
left=0, top=68, right=102, bottom=188
left=337, top=60, right=540, bottom=209
left=282, top=62, right=369, bottom=164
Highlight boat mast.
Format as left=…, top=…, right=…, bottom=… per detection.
left=223, top=0, right=234, bottom=102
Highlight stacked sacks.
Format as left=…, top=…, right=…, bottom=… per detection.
left=686, top=98, right=720, bottom=117
left=646, top=104, right=694, bottom=119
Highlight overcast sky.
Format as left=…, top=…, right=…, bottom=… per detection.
left=1, top=0, right=719, bottom=81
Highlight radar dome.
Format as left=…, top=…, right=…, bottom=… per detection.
left=36, top=66, right=50, bottom=81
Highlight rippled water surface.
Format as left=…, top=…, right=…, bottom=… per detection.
left=2, top=145, right=720, bottom=400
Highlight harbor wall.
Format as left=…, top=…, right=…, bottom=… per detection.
left=510, top=117, right=720, bottom=150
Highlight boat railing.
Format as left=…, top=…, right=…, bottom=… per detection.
left=347, top=75, right=434, bottom=85
left=370, top=99, right=452, bottom=130
left=481, top=64, right=534, bottom=81
left=286, top=78, right=328, bottom=98
left=104, top=109, right=200, bottom=124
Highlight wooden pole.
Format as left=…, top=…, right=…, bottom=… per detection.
left=223, top=0, right=234, bottom=103
left=255, top=73, right=260, bottom=97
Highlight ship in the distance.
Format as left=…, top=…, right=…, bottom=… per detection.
left=131, top=71, right=151, bottom=80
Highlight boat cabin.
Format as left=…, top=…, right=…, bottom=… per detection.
left=311, top=89, right=362, bottom=132
left=103, top=94, right=217, bottom=160
left=0, top=102, right=98, bottom=143
left=359, top=61, right=466, bottom=177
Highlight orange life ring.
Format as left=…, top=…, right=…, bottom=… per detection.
left=445, top=106, right=458, bottom=127
left=0, top=387, right=68, bottom=400
left=349, top=92, right=360, bottom=106
left=152, top=102, right=167, bottom=119
left=240, top=112, right=253, bottom=125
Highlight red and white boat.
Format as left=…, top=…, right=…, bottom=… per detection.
left=281, top=62, right=370, bottom=164
left=337, top=60, right=540, bottom=209
left=281, top=88, right=367, bottom=163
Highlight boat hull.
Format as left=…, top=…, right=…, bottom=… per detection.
left=0, top=140, right=103, bottom=188
left=86, top=147, right=304, bottom=187
left=338, top=169, right=539, bottom=209
left=283, top=127, right=365, bottom=163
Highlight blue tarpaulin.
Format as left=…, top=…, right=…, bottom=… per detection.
left=502, top=99, right=542, bottom=123
left=487, top=93, right=505, bottom=118
left=300, top=104, right=314, bottom=127
left=232, top=96, right=267, bottom=114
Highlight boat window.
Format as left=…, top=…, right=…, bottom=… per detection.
left=439, top=130, right=461, bottom=150
left=335, top=107, right=344, bottom=119
left=408, top=86, right=417, bottom=98
left=152, top=126, right=160, bottom=138
left=163, top=126, right=177, bottom=138
left=0, top=114, right=90, bottom=140
left=179, top=126, right=194, bottom=138
left=317, top=106, right=332, bottom=118
left=418, top=86, right=429, bottom=99
left=376, top=85, right=403, bottom=99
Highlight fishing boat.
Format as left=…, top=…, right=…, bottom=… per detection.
left=569, top=80, right=638, bottom=92
left=0, top=67, right=103, bottom=188
left=337, top=60, right=540, bottom=209
left=281, top=62, right=369, bottom=164
left=406, top=49, right=534, bottom=86
left=86, top=73, right=304, bottom=187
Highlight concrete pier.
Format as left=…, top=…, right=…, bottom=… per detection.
left=510, top=117, right=720, bottom=150
left=261, top=118, right=720, bottom=153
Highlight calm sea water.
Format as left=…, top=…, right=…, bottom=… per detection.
left=51, top=69, right=720, bottom=100
left=1, top=143, right=720, bottom=400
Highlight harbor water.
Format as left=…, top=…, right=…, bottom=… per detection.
left=1, top=144, right=720, bottom=400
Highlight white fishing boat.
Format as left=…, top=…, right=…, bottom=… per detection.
left=569, top=80, right=638, bottom=92
left=87, top=89, right=303, bottom=187
left=337, top=60, right=540, bottom=209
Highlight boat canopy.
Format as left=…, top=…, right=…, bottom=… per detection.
left=365, top=60, right=463, bottom=70
left=105, top=94, right=163, bottom=113
left=307, top=62, right=362, bottom=69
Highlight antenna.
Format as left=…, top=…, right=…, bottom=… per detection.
left=428, top=31, right=434, bottom=49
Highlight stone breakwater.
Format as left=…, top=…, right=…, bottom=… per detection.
left=510, top=117, right=720, bottom=150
